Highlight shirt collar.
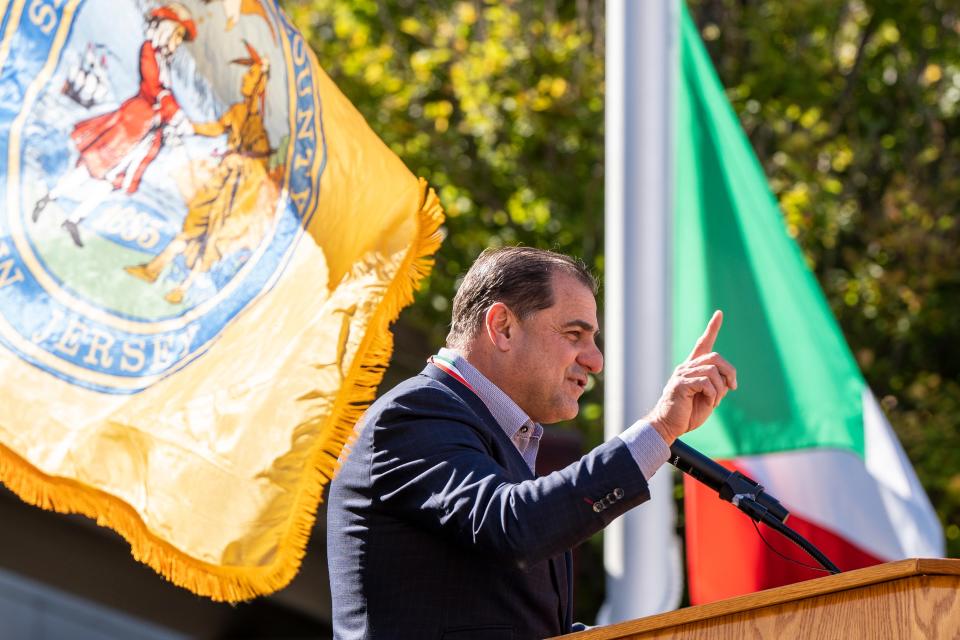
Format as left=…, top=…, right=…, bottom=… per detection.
left=437, top=347, right=537, bottom=440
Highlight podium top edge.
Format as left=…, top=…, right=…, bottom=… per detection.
left=556, top=558, right=960, bottom=640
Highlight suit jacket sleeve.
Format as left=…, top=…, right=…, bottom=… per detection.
left=368, top=381, right=652, bottom=568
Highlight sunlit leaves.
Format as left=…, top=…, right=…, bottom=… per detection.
left=691, top=0, right=960, bottom=557
left=287, top=0, right=606, bottom=359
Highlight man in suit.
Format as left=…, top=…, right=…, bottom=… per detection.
left=327, top=247, right=736, bottom=639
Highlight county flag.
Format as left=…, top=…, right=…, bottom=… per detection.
left=0, top=0, right=442, bottom=601
left=674, top=5, right=943, bottom=603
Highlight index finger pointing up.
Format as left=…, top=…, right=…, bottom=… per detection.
left=688, top=310, right=723, bottom=360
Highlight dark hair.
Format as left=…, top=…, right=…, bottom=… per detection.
left=446, top=246, right=597, bottom=348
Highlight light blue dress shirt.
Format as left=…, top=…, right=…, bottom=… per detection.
left=437, top=348, right=670, bottom=480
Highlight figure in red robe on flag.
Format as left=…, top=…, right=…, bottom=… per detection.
left=33, top=3, right=197, bottom=247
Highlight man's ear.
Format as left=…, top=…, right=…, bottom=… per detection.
left=484, top=302, right=515, bottom=352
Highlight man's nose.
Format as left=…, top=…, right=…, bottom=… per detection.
left=579, top=343, right=603, bottom=374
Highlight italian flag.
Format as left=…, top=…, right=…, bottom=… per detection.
left=674, top=6, right=944, bottom=604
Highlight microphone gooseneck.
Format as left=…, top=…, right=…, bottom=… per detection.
left=668, top=439, right=841, bottom=575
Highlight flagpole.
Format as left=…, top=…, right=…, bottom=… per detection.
left=598, top=0, right=682, bottom=624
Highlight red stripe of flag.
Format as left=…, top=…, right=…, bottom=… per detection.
left=684, top=462, right=884, bottom=604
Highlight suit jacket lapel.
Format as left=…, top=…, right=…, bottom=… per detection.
left=420, top=363, right=535, bottom=481
left=422, top=362, right=570, bottom=629
left=562, top=550, right=573, bottom=630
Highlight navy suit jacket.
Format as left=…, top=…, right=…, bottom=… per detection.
left=327, top=363, right=652, bottom=639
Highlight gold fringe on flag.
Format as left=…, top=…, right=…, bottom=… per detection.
left=0, top=180, right=444, bottom=601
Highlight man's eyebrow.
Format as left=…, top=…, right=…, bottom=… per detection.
left=562, top=319, right=600, bottom=335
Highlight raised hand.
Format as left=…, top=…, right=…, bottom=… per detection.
left=644, top=310, right=738, bottom=444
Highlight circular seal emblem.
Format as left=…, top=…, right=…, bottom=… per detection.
left=0, top=0, right=325, bottom=393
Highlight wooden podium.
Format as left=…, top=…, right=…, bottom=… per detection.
left=554, top=558, right=960, bottom=639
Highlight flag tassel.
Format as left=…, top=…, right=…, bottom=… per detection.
left=0, top=178, right=444, bottom=602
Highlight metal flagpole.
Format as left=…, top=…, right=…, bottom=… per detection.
left=598, top=0, right=683, bottom=624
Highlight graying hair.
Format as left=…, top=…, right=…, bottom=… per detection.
left=446, top=246, right=596, bottom=348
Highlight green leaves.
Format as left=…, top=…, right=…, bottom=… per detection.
left=288, top=0, right=606, bottom=358
left=287, top=0, right=959, bottom=573
left=287, top=1, right=608, bottom=616
left=691, top=0, right=960, bottom=557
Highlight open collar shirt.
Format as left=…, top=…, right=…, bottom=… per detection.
left=435, top=348, right=669, bottom=480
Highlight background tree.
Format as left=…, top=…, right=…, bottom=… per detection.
left=287, top=0, right=959, bottom=619
left=688, top=0, right=960, bottom=561
left=286, top=0, right=611, bottom=618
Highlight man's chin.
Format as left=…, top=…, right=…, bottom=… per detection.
left=541, top=403, right=580, bottom=425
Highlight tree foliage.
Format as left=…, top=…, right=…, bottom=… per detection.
left=285, top=0, right=610, bottom=618
left=286, top=0, right=959, bottom=618
left=689, top=0, right=960, bottom=558
left=287, top=0, right=608, bottom=433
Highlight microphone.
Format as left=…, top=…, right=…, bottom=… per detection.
left=669, top=440, right=789, bottom=524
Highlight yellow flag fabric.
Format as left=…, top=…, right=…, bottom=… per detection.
left=0, top=0, right=442, bottom=601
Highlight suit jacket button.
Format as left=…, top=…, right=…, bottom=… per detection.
left=606, top=492, right=615, bottom=501
left=593, top=502, right=603, bottom=513
left=614, top=488, right=624, bottom=499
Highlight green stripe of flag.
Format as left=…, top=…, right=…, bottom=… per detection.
left=673, top=4, right=865, bottom=459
